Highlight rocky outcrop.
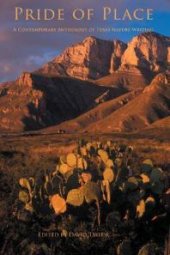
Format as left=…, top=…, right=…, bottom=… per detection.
left=109, top=40, right=127, bottom=73
left=143, top=72, right=170, bottom=93
left=121, top=32, right=170, bottom=73
left=150, top=72, right=170, bottom=85
left=37, top=36, right=127, bottom=80
left=18, top=72, right=34, bottom=87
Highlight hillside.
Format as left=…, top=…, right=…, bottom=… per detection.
left=85, top=73, right=170, bottom=132
left=45, top=89, right=142, bottom=133
left=0, top=73, right=112, bottom=132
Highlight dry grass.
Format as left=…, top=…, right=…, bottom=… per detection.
left=0, top=132, right=169, bottom=183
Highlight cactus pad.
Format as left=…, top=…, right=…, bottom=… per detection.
left=66, top=188, right=84, bottom=206
left=140, top=174, right=150, bottom=184
left=105, top=159, right=114, bottom=168
left=136, top=199, right=145, bottom=218
left=19, top=178, right=31, bottom=192
left=77, top=157, right=87, bottom=169
left=150, top=168, right=163, bottom=182
left=59, top=164, right=70, bottom=175
left=84, top=181, right=101, bottom=204
left=81, top=173, right=92, bottom=183
left=103, top=168, right=115, bottom=183
left=19, top=191, right=30, bottom=204
left=50, top=194, right=67, bottom=214
left=141, top=159, right=153, bottom=173
left=66, top=153, right=77, bottom=167
left=98, top=149, right=109, bottom=163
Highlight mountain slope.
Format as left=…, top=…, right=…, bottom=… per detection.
left=149, top=116, right=170, bottom=128
left=84, top=72, right=170, bottom=132
left=138, top=116, right=170, bottom=140
left=45, top=89, right=142, bottom=133
left=0, top=73, right=114, bottom=132
left=95, top=68, right=152, bottom=90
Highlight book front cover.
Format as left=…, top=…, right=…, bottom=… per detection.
left=0, top=1, right=170, bottom=254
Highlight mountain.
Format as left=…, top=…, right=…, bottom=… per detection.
left=46, top=72, right=170, bottom=133
left=36, top=32, right=170, bottom=89
left=0, top=72, right=114, bottom=132
left=0, top=32, right=170, bottom=134
left=83, top=72, right=170, bottom=133
left=36, top=36, right=127, bottom=80
left=96, top=32, right=170, bottom=88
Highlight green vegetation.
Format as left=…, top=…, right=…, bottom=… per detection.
left=0, top=140, right=169, bottom=254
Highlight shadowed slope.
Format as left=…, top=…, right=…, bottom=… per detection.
left=0, top=73, right=113, bottom=132
left=45, top=89, right=142, bottom=133
left=85, top=73, right=170, bottom=132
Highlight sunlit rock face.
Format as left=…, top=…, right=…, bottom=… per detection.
left=37, top=36, right=127, bottom=80
left=36, top=32, right=170, bottom=81
left=121, top=32, right=170, bottom=73
left=18, top=72, right=34, bottom=87
left=143, top=72, right=170, bottom=93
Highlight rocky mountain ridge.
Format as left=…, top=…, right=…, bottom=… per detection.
left=36, top=32, right=170, bottom=81
left=36, top=36, right=127, bottom=80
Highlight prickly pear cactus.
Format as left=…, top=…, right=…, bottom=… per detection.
left=14, top=140, right=169, bottom=255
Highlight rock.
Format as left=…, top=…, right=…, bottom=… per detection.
left=109, top=40, right=127, bottom=73
left=121, top=32, right=170, bottom=73
left=151, top=72, right=169, bottom=85
left=37, top=36, right=127, bottom=80
left=18, top=72, right=34, bottom=87
left=143, top=72, right=170, bottom=93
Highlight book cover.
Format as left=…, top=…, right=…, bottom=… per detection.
left=0, top=1, right=170, bottom=254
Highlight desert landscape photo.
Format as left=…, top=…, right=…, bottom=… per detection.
left=0, top=30, right=170, bottom=254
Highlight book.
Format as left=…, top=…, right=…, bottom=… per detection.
left=0, top=1, right=169, bottom=254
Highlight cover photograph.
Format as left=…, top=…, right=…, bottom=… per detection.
left=0, top=0, right=170, bottom=254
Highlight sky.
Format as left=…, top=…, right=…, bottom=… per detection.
left=0, top=0, right=170, bottom=83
